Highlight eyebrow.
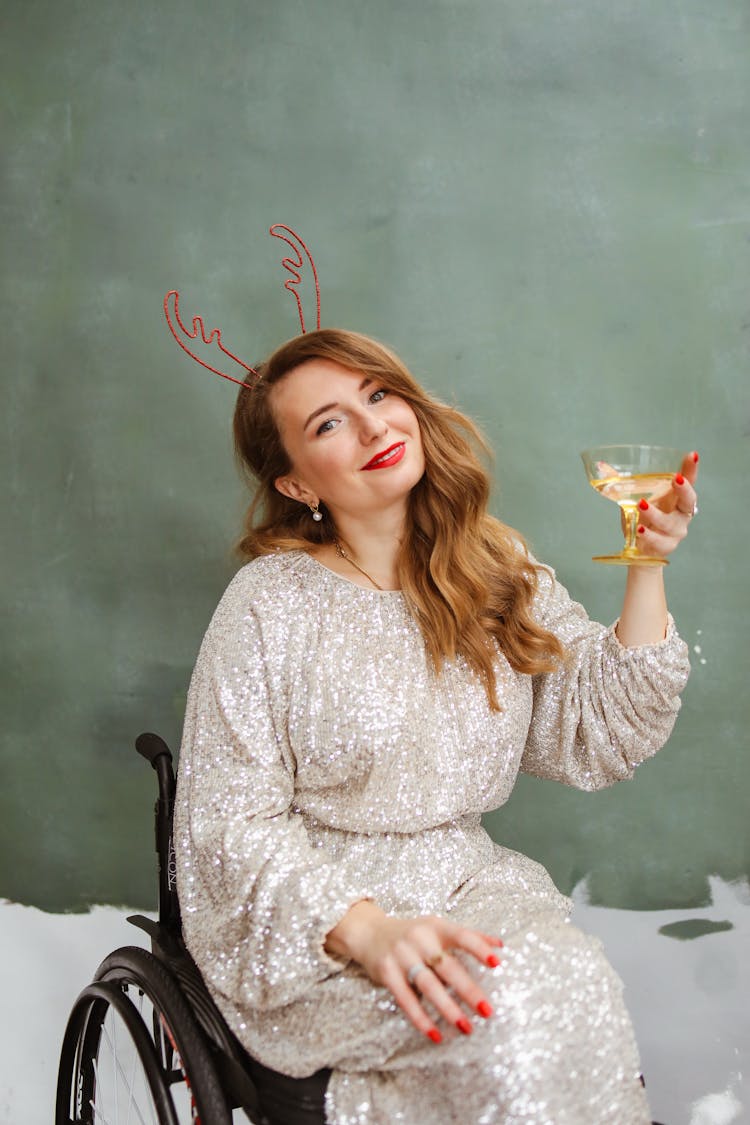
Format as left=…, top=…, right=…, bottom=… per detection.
left=303, top=378, right=373, bottom=431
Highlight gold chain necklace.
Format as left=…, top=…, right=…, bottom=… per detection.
left=333, top=539, right=384, bottom=591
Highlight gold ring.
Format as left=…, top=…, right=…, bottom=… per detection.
left=427, top=952, right=444, bottom=968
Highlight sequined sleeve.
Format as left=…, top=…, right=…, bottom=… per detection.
left=520, top=558, right=690, bottom=790
left=174, top=582, right=370, bottom=1013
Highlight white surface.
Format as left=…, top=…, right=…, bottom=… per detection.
left=1, top=877, right=748, bottom=1124
left=571, top=876, right=749, bottom=1125
left=0, top=903, right=151, bottom=1124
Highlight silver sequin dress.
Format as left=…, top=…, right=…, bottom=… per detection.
left=175, top=549, right=690, bottom=1124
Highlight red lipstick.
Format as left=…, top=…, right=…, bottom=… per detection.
left=361, top=442, right=405, bottom=471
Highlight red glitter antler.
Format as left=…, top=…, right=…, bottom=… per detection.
left=164, top=224, right=321, bottom=388
left=270, top=223, right=321, bottom=334
left=163, top=290, right=258, bottom=388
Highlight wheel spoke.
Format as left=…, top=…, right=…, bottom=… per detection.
left=90, top=1098, right=113, bottom=1125
left=111, top=1003, right=119, bottom=1125
left=91, top=1056, right=113, bottom=1125
left=98, top=1018, right=150, bottom=1125
left=127, top=989, right=144, bottom=1125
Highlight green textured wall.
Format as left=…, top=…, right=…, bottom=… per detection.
left=2, top=0, right=748, bottom=911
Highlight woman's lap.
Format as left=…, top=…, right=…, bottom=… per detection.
left=232, top=852, right=650, bottom=1122
left=325, top=913, right=650, bottom=1123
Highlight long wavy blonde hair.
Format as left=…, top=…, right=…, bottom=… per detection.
left=233, top=329, right=563, bottom=709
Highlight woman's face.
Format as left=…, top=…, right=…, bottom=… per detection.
left=271, top=359, right=425, bottom=522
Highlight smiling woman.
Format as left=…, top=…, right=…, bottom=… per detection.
left=233, top=329, right=568, bottom=706
left=174, top=324, right=696, bottom=1124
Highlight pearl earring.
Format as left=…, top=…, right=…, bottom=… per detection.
left=309, top=502, right=323, bottom=522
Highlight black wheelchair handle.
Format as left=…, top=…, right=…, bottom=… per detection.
left=135, top=732, right=180, bottom=929
left=135, top=731, right=173, bottom=766
left=135, top=732, right=176, bottom=809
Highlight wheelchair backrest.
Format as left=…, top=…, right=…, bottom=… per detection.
left=135, top=732, right=182, bottom=934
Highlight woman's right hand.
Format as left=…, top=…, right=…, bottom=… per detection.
left=324, top=900, right=503, bottom=1043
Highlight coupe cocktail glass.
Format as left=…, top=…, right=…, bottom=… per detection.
left=580, top=444, right=684, bottom=565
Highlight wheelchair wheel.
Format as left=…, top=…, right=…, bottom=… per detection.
left=56, top=945, right=232, bottom=1124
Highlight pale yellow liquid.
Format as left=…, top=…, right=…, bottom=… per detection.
left=590, top=472, right=674, bottom=508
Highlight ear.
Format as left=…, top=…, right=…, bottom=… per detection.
left=274, top=474, right=316, bottom=506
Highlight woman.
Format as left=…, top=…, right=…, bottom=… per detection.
left=174, top=327, right=695, bottom=1124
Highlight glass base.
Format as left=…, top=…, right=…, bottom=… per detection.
left=592, top=553, right=669, bottom=566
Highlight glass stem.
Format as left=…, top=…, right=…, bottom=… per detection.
left=623, top=506, right=640, bottom=555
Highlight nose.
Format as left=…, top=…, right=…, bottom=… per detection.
left=359, top=410, right=387, bottom=443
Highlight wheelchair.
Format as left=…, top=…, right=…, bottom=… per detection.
left=56, top=733, right=330, bottom=1124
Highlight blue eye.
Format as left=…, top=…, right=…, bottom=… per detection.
left=314, top=389, right=387, bottom=436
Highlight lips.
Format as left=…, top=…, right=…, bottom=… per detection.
left=361, top=442, right=406, bottom=471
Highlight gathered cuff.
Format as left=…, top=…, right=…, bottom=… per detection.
left=603, top=612, right=690, bottom=697
left=313, top=889, right=376, bottom=975
left=608, top=612, right=682, bottom=651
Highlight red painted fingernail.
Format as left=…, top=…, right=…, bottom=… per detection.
left=427, top=1027, right=442, bottom=1044
left=456, top=1018, right=472, bottom=1035
left=638, top=499, right=649, bottom=511
left=486, top=954, right=501, bottom=968
left=675, top=473, right=685, bottom=485
left=477, top=1000, right=493, bottom=1018
left=637, top=525, right=646, bottom=535
left=692, top=451, right=699, bottom=463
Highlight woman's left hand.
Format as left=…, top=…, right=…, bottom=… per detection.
left=635, top=451, right=700, bottom=560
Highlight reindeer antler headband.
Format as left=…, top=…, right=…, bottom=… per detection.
left=163, top=224, right=321, bottom=389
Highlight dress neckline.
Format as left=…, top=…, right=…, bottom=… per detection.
left=300, top=551, right=404, bottom=597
